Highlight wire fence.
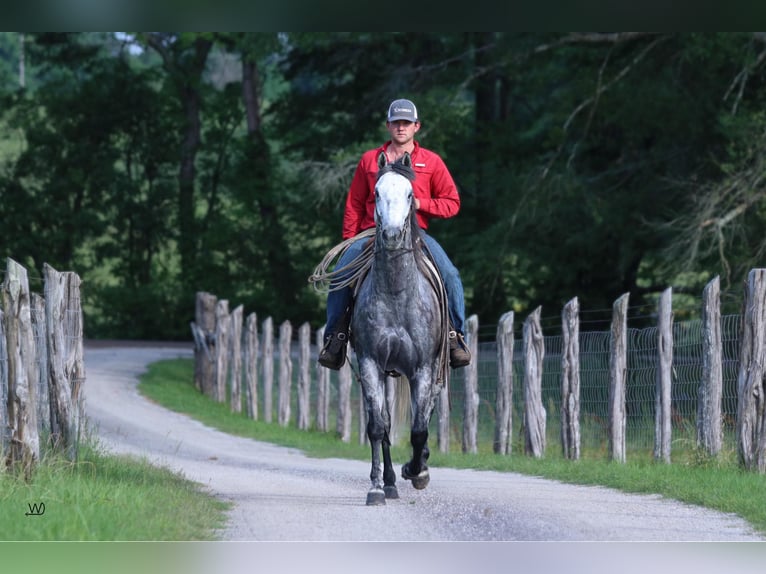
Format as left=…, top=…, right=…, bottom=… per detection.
left=436, top=313, right=742, bottom=457
left=197, top=282, right=754, bottom=462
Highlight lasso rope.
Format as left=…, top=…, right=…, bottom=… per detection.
left=307, top=228, right=376, bottom=293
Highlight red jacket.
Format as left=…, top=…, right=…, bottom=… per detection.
left=342, top=141, right=460, bottom=239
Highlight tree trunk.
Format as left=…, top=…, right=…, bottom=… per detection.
left=144, top=34, right=212, bottom=287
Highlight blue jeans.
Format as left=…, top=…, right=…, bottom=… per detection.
left=325, top=232, right=466, bottom=336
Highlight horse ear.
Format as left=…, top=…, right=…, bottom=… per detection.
left=401, top=152, right=412, bottom=168
left=377, top=152, right=387, bottom=169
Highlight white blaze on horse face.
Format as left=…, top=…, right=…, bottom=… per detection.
left=375, top=172, right=412, bottom=242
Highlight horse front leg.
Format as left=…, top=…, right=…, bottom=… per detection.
left=401, top=375, right=436, bottom=490
left=360, top=360, right=388, bottom=505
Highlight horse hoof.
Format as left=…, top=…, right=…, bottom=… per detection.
left=366, top=489, right=386, bottom=506
left=411, top=472, right=430, bottom=490
left=401, top=463, right=430, bottom=490
left=384, top=485, right=399, bottom=499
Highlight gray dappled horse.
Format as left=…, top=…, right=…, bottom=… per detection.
left=351, top=151, right=448, bottom=506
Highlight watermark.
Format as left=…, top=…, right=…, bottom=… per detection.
left=25, top=502, right=45, bottom=516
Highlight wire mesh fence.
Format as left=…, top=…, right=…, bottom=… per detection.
left=438, top=313, right=742, bottom=458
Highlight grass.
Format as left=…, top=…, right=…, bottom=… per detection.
left=138, top=357, right=766, bottom=536
left=0, top=443, right=229, bottom=540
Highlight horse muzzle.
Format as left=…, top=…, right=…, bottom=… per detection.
left=380, top=226, right=406, bottom=247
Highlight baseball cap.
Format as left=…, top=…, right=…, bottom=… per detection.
left=387, top=99, right=419, bottom=122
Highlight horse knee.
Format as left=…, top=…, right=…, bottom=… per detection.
left=367, top=420, right=386, bottom=443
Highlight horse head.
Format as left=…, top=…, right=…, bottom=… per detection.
left=375, top=152, right=416, bottom=248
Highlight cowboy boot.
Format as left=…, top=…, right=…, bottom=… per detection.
left=318, top=331, right=348, bottom=370
left=448, top=330, right=471, bottom=368
left=318, top=306, right=352, bottom=370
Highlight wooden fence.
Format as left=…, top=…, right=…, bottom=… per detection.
left=0, top=258, right=85, bottom=475
left=192, top=269, right=766, bottom=474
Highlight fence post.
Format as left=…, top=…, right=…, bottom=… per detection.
left=608, top=292, right=629, bottom=463
left=229, top=305, right=243, bottom=413
left=698, top=276, right=722, bottom=456
left=43, top=264, right=84, bottom=461
left=31, top=292, right=50, bottom=441
left=277, top=320, right=293, bottom=427
left=297, top=322, right=311, bottom=430
left=316, top=326, right=329, bottom=432
left=243, top=312, right=259, bottom=420
left=494, top=311, right=514, bottom=455
left=214, top=300, right=230, bottom=403
left=436, top=371, right=450, bottom=453
left=462, top=314, right=479, bottom=454
left=736, top=268, right=766, bottom=472
left=262, top=317, right=274, bottom=423
left=654, top=287, right=673, bottom=463
left=523, top=306, right=546, bottom=458
left=193, top=292, right=217, bottom=398
left=3, top=258, right=39, bottom=473
left=561, top=298, right=580, bottom=460
left=0, top=309, right=7, bottom=460
left=337, top=356, right=352, bottom=442
left=64, top=271, right=85, bottom=461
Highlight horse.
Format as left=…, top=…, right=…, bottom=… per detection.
left=350, top=151, right=449, bottom=506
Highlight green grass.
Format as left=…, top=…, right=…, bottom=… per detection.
left=138, top=358, right=766, bottom=536
left=0, top=443, right=229, bottom=540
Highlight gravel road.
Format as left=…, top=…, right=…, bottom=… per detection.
left=82, top=344, right=764, bottom=543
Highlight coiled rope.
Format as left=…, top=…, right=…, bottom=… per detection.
left=307, top=228, right=376, bottom=293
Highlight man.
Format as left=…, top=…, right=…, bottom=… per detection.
left=318, top=98, right=471, bottom=370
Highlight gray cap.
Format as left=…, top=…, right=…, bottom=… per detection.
left=387, top=99, right=419, bottom=122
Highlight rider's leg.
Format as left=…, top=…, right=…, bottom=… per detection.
left=421, top=234, right=471, bottom=368
left=319, top=237, right=367, bottom=370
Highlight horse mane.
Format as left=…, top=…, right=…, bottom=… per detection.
left=376, top=157, right=416, bottom=182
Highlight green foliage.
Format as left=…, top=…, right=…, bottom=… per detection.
left=4, top=33, right=766, bottom=338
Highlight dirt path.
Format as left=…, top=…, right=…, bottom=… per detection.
left=82, top=344, right=764, bottom=542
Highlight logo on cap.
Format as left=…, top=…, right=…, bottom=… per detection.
left=387, top=99, right=418, bottom=122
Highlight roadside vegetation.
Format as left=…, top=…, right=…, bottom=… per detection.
left=0, top=441, right=229, bottom=540
left=138, top=358, right=766, bottom=536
